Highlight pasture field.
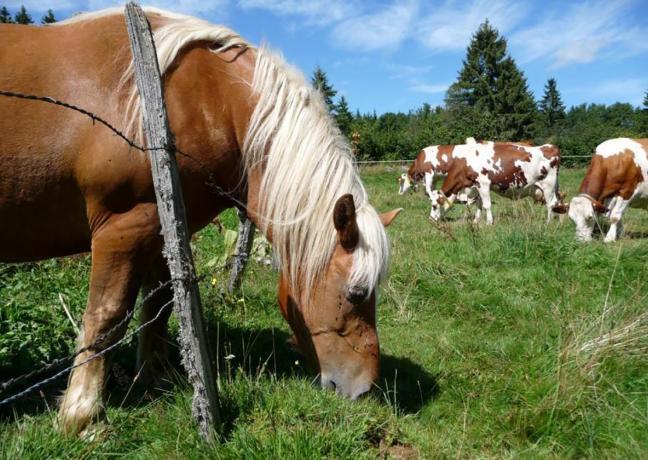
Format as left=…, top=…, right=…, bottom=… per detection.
left=2, top=167, right=648, bottom=458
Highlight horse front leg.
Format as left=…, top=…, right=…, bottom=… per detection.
left=59, top=204, right=161, bottom=435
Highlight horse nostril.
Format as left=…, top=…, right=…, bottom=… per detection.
left=346, top=286, right=368, bottom=305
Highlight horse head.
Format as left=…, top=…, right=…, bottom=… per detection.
left=276, top=195, right=401, bottom=398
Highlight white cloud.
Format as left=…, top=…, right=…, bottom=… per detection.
left=511, top=0, right=648, bottom=67
left=409, top=82, right=449, bottom=94
left=571, top=78, right=648, bottom=105
left=331, top=0, right=419, bottom=52
left=238, top=0, right=361, bottom=26
left=387, top=63, right=435, bottom=80
left=415, top=0, right=529, bottom=52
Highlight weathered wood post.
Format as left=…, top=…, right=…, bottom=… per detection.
left=124, top=2, right=220, bottom=441
left=227, top=209, right=256, bottom=293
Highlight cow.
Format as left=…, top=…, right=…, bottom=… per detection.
left=398, top=138, right=480, bottom=198
left=398, top=139, right=479, bottom=214
left=568, top=138, right=648, bottom=242
left=428, top=139, right=566, bottom=224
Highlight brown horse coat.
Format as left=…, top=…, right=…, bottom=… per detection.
left=1, top=9, right=398, bottom=434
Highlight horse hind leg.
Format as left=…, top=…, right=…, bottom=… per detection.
left=136, top=256, right=174, bottom=390
left=59, top=204, right=161, bottom=435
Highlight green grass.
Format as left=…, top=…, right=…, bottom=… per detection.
left=2, top=167, right=648, bottom=458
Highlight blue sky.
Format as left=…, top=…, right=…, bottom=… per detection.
left=6, top=0, right=648, bottom=114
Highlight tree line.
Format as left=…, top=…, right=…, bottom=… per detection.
left=3, top=6, right=646, bottom=165
left=0, top=4, right=56, bottom=24
left=314, top=21, right=648, bottom=165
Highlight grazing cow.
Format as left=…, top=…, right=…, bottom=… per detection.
left=398, top=139, right=481, bottom=197
left=398, top=139, right=478, bottom=213
left=568, top=138, right=648, bottom=242
left=429, top=139, right=566, bottom=224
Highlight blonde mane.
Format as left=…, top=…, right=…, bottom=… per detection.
left=245, top=48, right=389, bottom=296
left=64, top=7, right=390, bottom=297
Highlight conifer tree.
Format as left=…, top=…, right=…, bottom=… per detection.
left=311, top=66, right=337, bottom=113
left=41, top=9, right=56, bottom=24
left=641, top=90, right=648, bottom=136
left=14, top=5, right=33, bottom=24
left=335, top=96, right=353, bottom=136
left=539, top=78, right=566, bottom=129
left=445, top=20, right=536, bottom=141
left=0, top=6, right=13, bottom=23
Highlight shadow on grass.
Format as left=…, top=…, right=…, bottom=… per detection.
left=0, top=309, right=438, bottom=428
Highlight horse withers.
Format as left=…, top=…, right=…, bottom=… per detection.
left=0, top=8, right=401, bottom=435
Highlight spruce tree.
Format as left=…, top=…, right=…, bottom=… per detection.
left=641, top=90, right=648, bottom=136
left=311, top=66, right=337, bottom=113
left=0, top=6, right=13, bottom=23
left=14, top=5, right=33, bottom=24
left=41, top=9, right=56, bottom=24
left=539, top=78, right=566, bottom=129
left=445, top=20, right=536, bottom=141
left=335, top=96, right=353, bottom=136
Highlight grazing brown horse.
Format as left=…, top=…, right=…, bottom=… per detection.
left=0, top=8, right=401, bottom=434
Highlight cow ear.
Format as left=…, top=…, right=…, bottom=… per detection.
left=592, top=200, right=608, bottom=214
left=333, top=194, right=359, bottom=251
left=552, top=203, right=569, bottom=214
left=380, top=208, right=403, bottom=227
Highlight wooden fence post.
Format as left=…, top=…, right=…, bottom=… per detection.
left=227, top=209, right=256, bottom=293
left=124, top=2, right=220, bottom=441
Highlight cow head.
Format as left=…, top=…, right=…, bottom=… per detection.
left=428, top=190, right=451, bottom=221
left=398, top=173, right=413, bottom=195
left=568, top=195, right=599, bottom=241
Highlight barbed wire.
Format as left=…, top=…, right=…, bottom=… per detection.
left=0, top=298, right=176, bottom=408
left=0, top=278, right=174, bottom=395
left=0, top=238, right=270, bottom=409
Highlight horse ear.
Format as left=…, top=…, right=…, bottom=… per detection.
left=333, top=194, right=359, bottom=251
left=380, top=208, right=403, bottom=227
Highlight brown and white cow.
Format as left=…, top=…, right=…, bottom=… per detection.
left=429, top=139, right=566, bottom=224
left=398, top=143, right=461, bottom=197
left=568, top=138, right=648, bottom=242
left=398, top=139, right=476, bottom=204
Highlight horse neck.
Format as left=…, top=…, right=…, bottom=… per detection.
left=164, top=45, right=257, bottom=212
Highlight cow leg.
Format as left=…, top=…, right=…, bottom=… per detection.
left=59, top=204, right=160, bottom=435
left=536, top=181, right=558, bottom=223
left=136, top=256, right=174, bottom=388
left=472, top=193, right=483, bottom=223
left=477, top=184, right=493, bottom=225
left=424, top=172, right=434, bottom=199
left=604, top=198, right=629, bottom=242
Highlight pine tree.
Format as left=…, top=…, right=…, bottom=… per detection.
left=0, top=6, right=13, bottom=23
left=445, top=20, right=536, bottom=141
left=41, top=9, right=56, bottom=24
left=311, top=66, right=337, bottom=113
left=14, top=5, right=33, bottom=24
left=641, top=90, right=648, bottom=136
left=539, top=78, right=566, bottom=129
left=335, top=96, right=353, bottom=136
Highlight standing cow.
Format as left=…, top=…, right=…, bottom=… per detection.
left=568, top=138, right=648, bottom=242
left=428, top=140, right=566, bottom=224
